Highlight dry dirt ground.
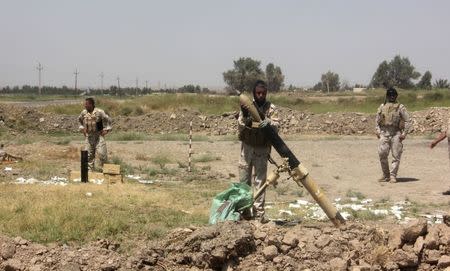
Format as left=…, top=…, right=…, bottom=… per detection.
left=86, top=137, right=449, bottom=205
left=2, top=136, right=449, bottom=216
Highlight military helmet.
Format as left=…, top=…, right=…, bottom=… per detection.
left=386, top=87, right=398, bottom=97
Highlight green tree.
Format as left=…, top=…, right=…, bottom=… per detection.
left=223, top=57, right=265, bottom=92
left=416, top=71, right=432, bottom=90
left=371, top=55, right=420, bottom=89
left=371, top=61, right=390, bottom=88
left=265, top=63, right=284, bottom=92
left=433, top=79, right=449, bottom=89
left=320, top=71, right=340, bottom=92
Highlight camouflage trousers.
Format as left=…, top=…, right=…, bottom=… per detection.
left=239, top=142, right=270, bottom=218
left=378, top=134, right=403, bottom=178
left=85, top=134, right=107, bottom=171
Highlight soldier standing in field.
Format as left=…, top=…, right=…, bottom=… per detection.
left=78, top=98, right=112, bottom=171
left=376, top=87, right=411, bottom=183
left=238, top=80, right=279, bottom=222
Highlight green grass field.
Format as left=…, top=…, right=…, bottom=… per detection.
left=34, top=89, right=450, bottom=116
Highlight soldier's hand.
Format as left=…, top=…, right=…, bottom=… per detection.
left=101, top=130, right=108, bottom=136
left=240, top=104, right=250, bottom=117
left=259, top=119, right=271, bottom=128
left=430, top=141, right=437, bottom=149
left=399, top=134, right=406, bottom=142
left=376, top=133, right=380, bottom=139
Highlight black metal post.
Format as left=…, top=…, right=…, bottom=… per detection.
left=81, top=150, right=88, bottom=183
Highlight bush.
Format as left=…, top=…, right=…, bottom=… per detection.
left=424, top=92, right=444, bottom=101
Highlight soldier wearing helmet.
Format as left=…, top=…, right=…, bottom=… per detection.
left=375, top=87, right=411, bottom=183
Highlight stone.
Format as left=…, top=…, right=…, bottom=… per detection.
left=437, top=255, right=450, bottom=269
left=3, top=259, right=24, bottom=271
left=29, top=265, right=44, bottom=271
left=402, top=219, right=427, bottom=243
left=315, top=235, right=331, bottom=248
left=437, top=224, right=450, bottom=246
left=391, top=249, right=418, bottom=267
left=282, top=231, right=299, bottom=247
left=253, top=230, right=267, bottom=241
left=424, top=226, right=439, bottom=249
left=60, top=263, right=81, bottom=271
left=349, top=240, right=362, bottom=250
left=0, top=243, right=16, bottom=259
left=413, top=236, right=424, bottom=254
left=388, top=228, right=403, bottom=250
left=13, top=237, right=27, bottom=246
left=280, top=245, right=291, bottom=254
left=267, top=235, right=281, bottom=247
left=424, top=249, right=441, bottom=264
left=263, top=245, right=278, bottom=261
left=273, top=256, right=283, bottom=264
left=329, top=257, right=348, bottom=271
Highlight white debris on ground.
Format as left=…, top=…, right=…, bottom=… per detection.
left=421, top=214, right=444, bottom=224
left=4, top=167, right=12, bottom=171
left=15, top=177, right=39, bottom=184
left=90, top=179, right=104, bottom=185
left=279, top=210, right=293, bottom=216
left=282, top=197, right=444, bottom=224
left=126, top=174, right=155, bottom=184
left=15, top=176, right=68, bottom=186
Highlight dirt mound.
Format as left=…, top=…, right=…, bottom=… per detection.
left=1, top=219, right=449, bottom=270
left=1, top=104, right=449, bottom=136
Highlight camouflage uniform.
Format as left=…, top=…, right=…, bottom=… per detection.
left=78, top=108, right=112, bottom=170
left=238, top=101, right=279, bottom=218
left=375, top=102, right=411, bottom=180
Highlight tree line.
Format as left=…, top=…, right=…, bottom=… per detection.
left=0, top=85, right=212, bottom=96
left=222, top=55, right=450, bottom=93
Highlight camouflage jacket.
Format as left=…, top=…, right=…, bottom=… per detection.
left=375, top=102, right=411, bottom=136
left=78, top=108, right=112, bottom=135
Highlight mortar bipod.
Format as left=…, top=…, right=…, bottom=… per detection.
left=253, top=157, right=290, bottom=201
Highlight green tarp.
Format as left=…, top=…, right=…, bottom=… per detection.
left=209, top=183, right=253, bottom=224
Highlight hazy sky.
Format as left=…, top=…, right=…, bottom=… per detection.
left=1, top=0, right=449, bottom=89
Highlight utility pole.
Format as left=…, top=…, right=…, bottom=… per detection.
left=36, top=63, right=43, bottom=95
left=116, top=76, right=120, bottom=96
left=135, top=77, right=139, bottom=96
left=99, top=72, right=104, bottom=94
left=74, top=68, right=79, bottom=91
left=145, top=80, right=148, bottom=89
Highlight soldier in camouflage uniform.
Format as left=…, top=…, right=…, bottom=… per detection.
left=238, top=80, right=279, bottom=221
left=78, top=98, right=112, bottom=171
left=375, top=87, right=411, bottom=183
left=430, top=115, right=450, bottom=195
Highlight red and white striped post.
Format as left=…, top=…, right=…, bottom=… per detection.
left=188, top=120, right=192, bottom=172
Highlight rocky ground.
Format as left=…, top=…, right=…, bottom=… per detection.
left=0, top=104, right=449, bottom=136
left=0, top=219, right=449, bottom=271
